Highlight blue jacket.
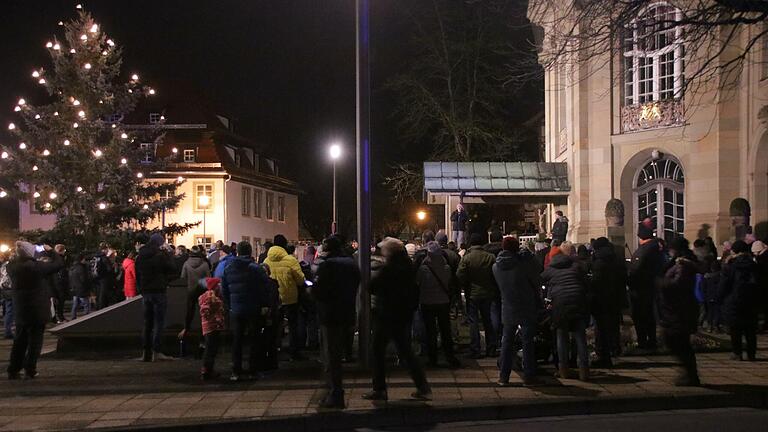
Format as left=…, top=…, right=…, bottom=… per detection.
left=221, top=256, right=270, bottom=316
left=213, top=254, right=235, bottom=279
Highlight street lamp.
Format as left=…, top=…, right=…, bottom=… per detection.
left=198, top=195, right=210, bottom=250
left=329, top=143, right=342, bottom=234
left=416, top=210, right=427, bottom=221
left=0, top=244, right=8, bottom=254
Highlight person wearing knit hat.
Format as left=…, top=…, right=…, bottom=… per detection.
left=628, top=217, right=665, bottom=352
left=719, top=239, right=760, bottom=361
left=751, top=240, right=766, bottom=256
left=198, top=277, right=224, bottom=380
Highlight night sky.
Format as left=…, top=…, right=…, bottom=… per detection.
left=0, top=0, right=540, bottom=235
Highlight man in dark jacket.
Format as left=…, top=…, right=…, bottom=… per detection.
left=493, top=237, right=542, bottom=385
left=312, top=235, right=360, bottom=408
left=450, top=204, right=469, bottom=247
left=222, top=241, right=271, bottom=381
left=7, top=241, right=63, bottom=379
left=363, top=237, right=431, bottom=401
left=52, top=244, right=69, bottom=323
left=135, top=233, right=177, bottom=362
left=551, top=211, right=568, bottom=244
left=457, top=233, right=500, bottom=358
left=659, top=237, right=700, bottom=386
left=590, top=237, right=627, bottom=367
left=484, top=231, right=504, bottom=257
left=628, top=219, right=664, bottom=351
left=718, top=240, right=759, bottom=361
left=69, top=254, right=91, bottom=320
left=93, top=244, right=116, bottom=310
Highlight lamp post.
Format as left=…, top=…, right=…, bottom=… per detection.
left=416, top=210, right=427, bottom=222
left=329, top=143, right=342, bottom=234
left=198, top=195, right=210, bottom=250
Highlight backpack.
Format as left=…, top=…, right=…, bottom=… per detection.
left=0, top=262, right=11, bottom=292
left=90, top=257, right=101, bottom=279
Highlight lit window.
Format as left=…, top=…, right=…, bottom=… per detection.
left=149, top=113, right=162, bottom=124
left=278, top=196, right=286, bottom=222
left=241, top=186, right=251, bottom=216
left=623, top=5, right=684, bottom=105
left=195, top=184, right=213, bottom=211
left=266, top=192, right=274, bottom=220
left=254, top=189, right=262, bottom=218
left=163, top=188, right=176, bottom=213
left=183, top=149, right=195, bottom=162
left=195, top=235, right=213, bottom=250
left=140, top=143, right=154, bottom=163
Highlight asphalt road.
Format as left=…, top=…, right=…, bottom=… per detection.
left=353, top=408, right=768, bottom=432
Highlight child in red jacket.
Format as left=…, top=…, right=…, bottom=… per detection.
left=199, top=277, right=225, bottom=380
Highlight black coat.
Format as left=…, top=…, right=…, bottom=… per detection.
left=551, top=217, right=568, bottom=242
left=629, top=239, right=664, bottom=300
left=590, top=245, right=627, bottom=316
left=312, top=254, right=360, bottom=326
left=657, top=255, right=700, bottom=334
left=483, top=242, right=503, bottom=258
left=68, top=262, right=91, bottom=298
left=135, top=245, right=176, bottom=295
left=7, top=254, right=64, bottom=326
left=718, top=253, right=759, bottom=326
left=450, top=210, right=469, bottom=232
left=492, top=250, right=542, bottom=325
left=370, top=251, right=418, bottom=323
left=541, top=254, right=589, bottom=327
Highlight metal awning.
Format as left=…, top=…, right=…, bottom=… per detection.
left=424, top=162, right=570, bottom=194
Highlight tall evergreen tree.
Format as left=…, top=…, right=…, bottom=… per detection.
left=0, top=7, right=191, bottom=251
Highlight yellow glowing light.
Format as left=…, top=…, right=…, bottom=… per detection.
left=198, top=195, right=210, bottom=208
left=17, top=98, right=26, bottom=106
left=53, top=43, right=60, bottom=51
left=38, top=78, right=46, bottom=84
left=136, top=172, right=144, bottom=178
left=78, top=110, right=86, bottom=118
left=143, top=204, right=149, bottom=210
left=148, top=89, right=156, bottom=95
left=106, top=39, right=115, bottom=47
left=72, top=99, right=81, bottom=106
left=172, top=147, right=178, bottom=153
left=53, top=111, right=58, bottom=116
left=90, top=24, right=98, bottom=33
left=14, top=106, right=21, bottom=112
left=46, top=42, right=53, bottom=48
left=34, top=114, right=41, bottom=120
left=121, top=133, right=128, bottom=139
left=177, top=176, right=184, bottom=182
left=73, top=122, right=79, bottom=128
left=76, top=4, right=82, bottom=9
left=1, top=152, right=8, bottom=159
left=0, top=192, right=6, bottom=199
left=32, top=165, right=38, bottom=171
left=84, top=63, right=92, bottom=70
left=32, top=71, right=40, bottom=78
left=102, top=50, right=108, bottom=56
left=76, top=186, right=83, bottom=192
left=44, top=203, right=51, bottom=209
left=416, top=210, right=427, bottom=221
left=80, top=34, right=87, bottom=41
left=70, top=49, right=76, bottom=54
left=120, top=158, right=127, bottom=164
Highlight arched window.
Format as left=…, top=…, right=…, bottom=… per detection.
left=623, top=4, right=684, bottom=106
left=635, top=157, right=684, bottom=242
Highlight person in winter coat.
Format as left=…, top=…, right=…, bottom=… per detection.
left=457, top=233, right=500, bottom=358
left=1, top=253, right=14, bottom=339
left=178, top=246, right=211, bottom=340
left=628, top=219, right=664, bottom=351
left=483, top=231, right=504, bottom=257
left=417, top=241, right=461, bottom=369
left=658, top=237, right=701, bottom=386
left=212, top=246, right=235, bottom=279
left=702, top=258, right=722, bottom=332
left=493, top=236, right=543, bottom=386
left=6, top=242, right=64, bottom=379
left=51, top=244, right=69, bottom=323
left=263, top=234, right=306, bottom=360
left=363, top=237, right=431, bottom=401
left=541, top=242, right=590, bottom=381
left=93, top=245, right=116, bottom=310
left=198, top=277, right=225, bottom=380
left=135, top=233, right=177, bottom=362
left=551, top=211, right=569, bottom=244
left=590, top=237, right=627, bottom=367
left=69, top=254, right=91, bottom=320
left=752, top=241, right=768, bottom=332
left=122, top=252, right=137, bottom=299
left=718, top=240, right=759, bottom=361
left=222, top=241, right=271, bottom=381
left=311, top=235, right=360, bottom=409
left=450, top=204, right=469, bottom=247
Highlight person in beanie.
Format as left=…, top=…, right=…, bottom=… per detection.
left=590, top=237, right=627, bottom=367
left=417, top=241, right=461, bottom=369
left=135, top=233, right=177, bottom=362
left=450, top=203, right=469, bottom=247
left=222, top=241, right=271, bottom=381
left=7, top=241, right=63, bottom=379
left=718, top=240, right=759, bottom=361
left=493, top=236, right=543, bottom=386
left=178, top=246, right=211, bottom=341
left=457, top=233, right=500, bottom=358
left=628, top=218, right=664, bottom=351
left=658, top=237, right=700, bottom=386
left=199, top=277, right=225, bottom=379
left=311, top=235, right=360, bottom=409
left=363, top=237, right=431, bottom=401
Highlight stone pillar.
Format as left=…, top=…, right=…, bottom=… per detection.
left=729, top=198, right=751, bottom=241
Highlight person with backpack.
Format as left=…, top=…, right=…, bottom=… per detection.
left=417, top=241, right=461, bottom=369
left=199, top=277, right=225, bottom=380
left=718, top=240, right=760, bottom=361
left=457, top=233, right=500, bottom=359
left=0, top=253, right=14, bottom=339
left=6, top=241, right=64, bottom=379
left=69, top=254, right=91, bottom=320
left=362, top=237, right=431, bottom=401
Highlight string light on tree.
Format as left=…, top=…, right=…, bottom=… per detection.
left=78, top=110, right=86, bottom=118
left=98, top=203, right=106, bottom=210
left=42, top=149, right=50, bottom=156
left=73, top=122, right=79, bottom=128
left=131, top=74, right=139, bottom=81
left=120, top=133, right=128, bottom=139
left=33, top=192, right=40, bottom=198
left=0, top=191, right=6, bottom=198
left=18, top=142, right=26, bottom=150
left=14, top=106, right=20, bottom=112
left=90, top=24, right=98, bottom=33
left=172, top=147, right=178, bottom=154
left=1, top=152, right=7, bottom=159
left=17, top=98, right=26, bottom=106
left=80, top=34, right=87, bottom=41
left=63, top=139, right=70, bottom=146
left=93, top=149, right=103, bottom=157
left=8, top=123, right=15, bottom=130
left=34, top=114, right=41, bottom=119
left=49, top=192, right=57, bottom=199
left=84, top=63, right=92, bottom=70
left=72, top=99, right=80, bottom=106
left=38, top=78, right=46, bottom=84
left=120, top=158, right=127, bottom=164
left=32, top=165, right=38, bottom=171
left=46, top=42, right=53, bottom=48
left=136, top=172, right=143, bottom=178
left=32, top=71, right=40, bottom=78
left=53, top=43, right=60, bottom=51
left=106, top=39, right=114, bottom=47
left=76, top=186, right=83, bottom=193
left=69, top=49, right=76, bottom=54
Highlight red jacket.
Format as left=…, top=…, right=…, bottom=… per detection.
left=122, top=258, right=137, bottom=298
left=199, top=277, right=225, bottom=336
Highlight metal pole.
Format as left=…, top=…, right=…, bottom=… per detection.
left=202, top=207, right=206, bottom=250
left=356, top=0, right=372, bottom=369
left=332, top=160, right=337, bottom=234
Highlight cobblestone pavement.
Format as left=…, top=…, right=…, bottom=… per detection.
left=0, top=334, right=765, bottom=431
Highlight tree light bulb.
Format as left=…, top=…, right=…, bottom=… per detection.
left=34, top=114, right=41, bottom=120
left=17, top=98, right=26, bottom=106
left=33, top=192, right=40, bottom=198
left=58, top=21, right=64, bottom=26
left=53, top=43, right=60, bottom=51
left=18, top=143, right=26, bottom=150
left=38, top=78, right=46, bottom=84
left=44, top=203, right=51, bottom=209
left=98, top=203, right=107, bottom=210
left=177, top=176, right=184, bottom=182
left=72, top=99, right=81, bottom=106
left=73, top=122, right=79, bottom=128
left=143, top=204, right=149, bottom=210
left=128, top=198, right=133, bottom=203
left=148, top=89, right=156, bottom=95
left=107, top=39, right=115, bottom=47
left=131, top=74, right=139, bottom=81
left=8, top=123, right=15, bottom=130
left=120, top=158, right=127, bottom=164
left=90, top=24, right=98, bottom=33
left=0, top=191, right=6, bottom=198
left=70, top=49, right=76, bottom=54
left=136, top=172, right=144, bottom=178
left=32, top=71, right=40, bottom=78
left=63, top=139, right=70, bottom=146
left=32, top=165, right=38, bottom=171
left=76, top=186, right=83, bottom=192
left=1, top=152, right=8, bottom=159
left=14, top=106, right=21, bottom=112
left=49, top=192, right=57, bottom=199
left=172, top=147, right=178, bottom=153
left=76, top=4, right=82, bottom=9
left=84, top=63, right=92, bottom=70
left=78, top=110, right=85, bottom=118
left=46, top=42, right=53, bottom=48
left=102, top=50, right=108, bottom=56
left=80, top=34, right=87, bottom=41
left=111, top=124, right=116, bottom=128
left=53, top=111, right=58, bottom=116
left=93, top=149, right=103, bottom=157
left=42, top=149, right=50, bottom=156
left=121, top=133, right=128, bottom=139
left=127, top=89, right=133, bottom=94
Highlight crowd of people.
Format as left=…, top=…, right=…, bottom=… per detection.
left=0, top=211, right=767, bottom=410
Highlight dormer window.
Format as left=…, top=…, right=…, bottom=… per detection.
left=183, top=149, right=195, bottom=163
left=140, top=143, right=154, bottom=163
left=149, top=113, right=162, bottom=124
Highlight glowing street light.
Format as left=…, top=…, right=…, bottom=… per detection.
left=329, top=142, right=342, bottom=234
left=416, top=210, right=427, bottom=221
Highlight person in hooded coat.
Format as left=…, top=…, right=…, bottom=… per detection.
left=629, top=219, right=664, bottom=351
left=493, top=236, right=543, bottom=386
left=135, top=233, right=177, bottom=362
left=590, top=237, right=627, bottom=367
left=417, top=241, right=460, bottom=369
left=541, top=242, right=590, bottom=381
left=69, top=254, right=92, bottom=320
left=457, top=233, right=500, bottom=358
left=178, top=246, right=211, bottom=341
left=551, top=211, right=569, bottom=244
left=658, top=237, right=701, bottom=386
left=122, top=252, right=137, bottom=299
left=264, top=234, right=306, bottom=360
left=718, top=240, right=759, bottom=361
left=6, top=241, right=63, bottom=379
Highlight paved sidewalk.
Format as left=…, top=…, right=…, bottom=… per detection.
left=0, top=335, right=766, bottom=431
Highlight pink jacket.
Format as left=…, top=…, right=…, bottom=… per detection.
left=199, top=277, right=225, bottom=335
left=122, top=258, right=137, bottom=298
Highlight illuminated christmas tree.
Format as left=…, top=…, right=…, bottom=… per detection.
left=0, top=5, right=192, bottom=251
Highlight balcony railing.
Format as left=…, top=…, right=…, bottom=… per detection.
left=621, top=99, right=684, bottom=133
